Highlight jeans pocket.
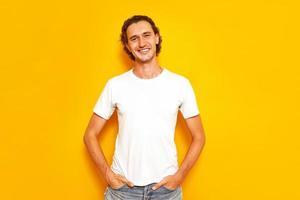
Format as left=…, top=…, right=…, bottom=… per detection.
left=162, top=185, right=177, bottom=192
left=111, top=183, right=127, bottom=190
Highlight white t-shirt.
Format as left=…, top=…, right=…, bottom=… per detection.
left=93, top=67, right=200, bottom=186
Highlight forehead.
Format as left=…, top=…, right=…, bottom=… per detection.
left=126, top=20, right=154, bottom=37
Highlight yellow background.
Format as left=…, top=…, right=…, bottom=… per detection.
left=1, top=0, right=299, bottom=199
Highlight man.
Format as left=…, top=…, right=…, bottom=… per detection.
left=84, top=15, right=206, bottom=200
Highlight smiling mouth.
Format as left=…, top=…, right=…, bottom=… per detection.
left=138, top=48, right=150, bottom=53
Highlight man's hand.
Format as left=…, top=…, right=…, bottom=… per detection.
left=105, top=168, right=134, bottom=189
left=151, top=172, right=184, bottom=191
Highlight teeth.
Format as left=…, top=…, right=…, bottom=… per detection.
left=140, top=48, right=149, bottom=52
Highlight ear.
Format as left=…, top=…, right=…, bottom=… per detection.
left=155, top=33, right=159, bottom=45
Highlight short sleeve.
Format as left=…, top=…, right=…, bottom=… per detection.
left=179, top=79, right=200, bottom=119
left=93, top=80, right=116, bottom=120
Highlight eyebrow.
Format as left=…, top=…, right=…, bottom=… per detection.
left=129, top=31, right=152, bottom=40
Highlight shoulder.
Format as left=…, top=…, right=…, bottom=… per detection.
left=164, top=68, right=191, bottom=85
left=106, top=69, right=132, bottom=86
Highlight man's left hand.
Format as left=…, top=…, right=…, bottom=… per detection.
left=151, top=172, right=184, bottom=190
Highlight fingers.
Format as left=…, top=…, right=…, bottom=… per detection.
left=152, top=179, right=167, bottom=190
left=107, top=171, right=134, bottom=188
left=118, top=175, right=134, bottom=187
left=127, top=181, right=135, bottom=187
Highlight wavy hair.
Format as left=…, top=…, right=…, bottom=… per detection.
left=120, top=15, right=162, bottom=60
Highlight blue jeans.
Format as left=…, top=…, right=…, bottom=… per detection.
left=104, top=182, right=182, bottom=200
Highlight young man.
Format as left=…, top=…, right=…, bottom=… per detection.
left=84, top=15, right=206, bottom=200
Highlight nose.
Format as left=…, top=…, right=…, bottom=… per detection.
left=138, top=37, right=146, bottom=47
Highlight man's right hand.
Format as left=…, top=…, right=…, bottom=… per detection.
left=105, top=168, right=134, bottom=189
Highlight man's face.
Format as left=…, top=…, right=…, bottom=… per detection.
left=125, top=20, right=159, bottom=63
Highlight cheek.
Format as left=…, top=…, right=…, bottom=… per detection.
left=130, top=44, right=138, bottom=51
left=126, top=42, right=135, bottom=50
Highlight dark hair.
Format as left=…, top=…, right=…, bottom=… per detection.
left=120, top=15, right=162, bottom=60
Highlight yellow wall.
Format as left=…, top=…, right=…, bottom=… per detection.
left=1, top=0, right=299, bottom=199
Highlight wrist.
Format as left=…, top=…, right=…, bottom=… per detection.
left=175, top=170, right=185, bottom=181
left=104, top=167, right=111, bottom=182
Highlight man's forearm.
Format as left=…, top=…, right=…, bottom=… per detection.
left=84, top=134, right=110, bottom=177
left=176, top=137, right=205, bottom=179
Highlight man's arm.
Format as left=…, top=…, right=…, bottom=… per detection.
left=83, top=113, right=110, bottom=177
left=83, top=113, right=134, bottom=188
left=176, top=115, right=206, bottom=179
left=152, top=114, right=206, bottom=190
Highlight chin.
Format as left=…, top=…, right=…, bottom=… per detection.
left=137, top=55, right=155, bottom=63
left=138, top=58, right=153, bottom=63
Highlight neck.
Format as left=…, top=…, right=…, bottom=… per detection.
left=132, top=57, right=162, bottom=79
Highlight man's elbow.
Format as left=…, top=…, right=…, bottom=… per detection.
left=83, top=130, right=97, bottom=144
left=193, top=132, right=206, bottom=145
left=83, top=133, right=90, bottom=145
